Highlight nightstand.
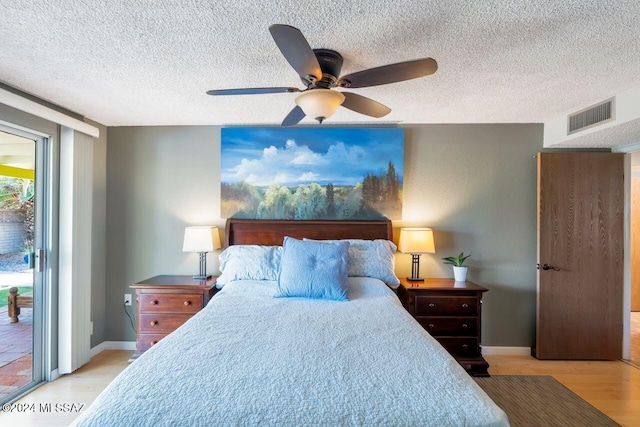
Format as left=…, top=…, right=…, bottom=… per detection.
left=129, top=275, right=218, bottom=362
left=397, top=278, right=490, bottom=377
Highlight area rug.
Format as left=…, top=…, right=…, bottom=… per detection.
left=475, top=375, right=619, bottom=427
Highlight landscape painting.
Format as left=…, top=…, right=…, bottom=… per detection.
left=220, top=127, right=404, bottom=220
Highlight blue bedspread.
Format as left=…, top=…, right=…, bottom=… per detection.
left=73, top=278, right=509, bottom=426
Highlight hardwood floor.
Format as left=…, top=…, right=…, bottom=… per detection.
left=0, top=350, right=130, bottom=427
left=632, top=312, right=640, bottom=367
left=0, top=350, right=639, bottom=426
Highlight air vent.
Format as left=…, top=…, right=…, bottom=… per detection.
left=567, top=98, right=614, bottom=134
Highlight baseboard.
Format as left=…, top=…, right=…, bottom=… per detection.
left=481, top=346, right=531, bottom=356
left=90, top=341, right=136, bottom=358
left=49, top=368, right=59, bottom=382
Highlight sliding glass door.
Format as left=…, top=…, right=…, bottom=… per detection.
left=0, top=125, right=50, bottom=404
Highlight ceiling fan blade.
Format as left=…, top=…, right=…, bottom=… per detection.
left=206, top=87, right=301, bottom=96
left=281, top=106, right=306, bottom=126
left=338, top=58, right=437, bottom=88
left=269, top=24, right=322, bottom=81
left=341, top=92, right=391, bottom=118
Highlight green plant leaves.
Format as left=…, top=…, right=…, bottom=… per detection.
left=441, top=252, right=471, bottom=267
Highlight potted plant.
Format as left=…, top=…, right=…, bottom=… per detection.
left=442, top=252, right=471, bottom=282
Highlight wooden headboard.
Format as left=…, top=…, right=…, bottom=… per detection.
left=224, top=218, right=393, bottom=246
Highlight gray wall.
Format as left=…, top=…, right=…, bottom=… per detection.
left=106, top=124, right=543, bottom=346
left=400, top=125, right=542, bottom=346
left=106, top=126, right=223, bottom=341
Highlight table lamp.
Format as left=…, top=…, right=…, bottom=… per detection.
left=398, top=228, right=436, bottom=281
left=182, top=226, right=221, bottom=280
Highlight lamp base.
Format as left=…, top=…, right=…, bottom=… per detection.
left=193, top=251, right=211, bottom=281
left=408, top=254, right=424, bottom=282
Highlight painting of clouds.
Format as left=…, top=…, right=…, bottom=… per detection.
left=220, top=127, right=404, bottom=220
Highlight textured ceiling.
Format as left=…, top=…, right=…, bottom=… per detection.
left=1, top=1, right=640, bottom=128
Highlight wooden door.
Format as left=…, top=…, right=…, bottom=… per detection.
left=536, top=152, right=624, bottom=360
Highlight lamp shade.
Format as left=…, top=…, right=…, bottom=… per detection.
left=182, top=226, right=221, bottom=252
left=398, top=228, right=435, bottom=254
left=294, top=89, right=345, bottom=121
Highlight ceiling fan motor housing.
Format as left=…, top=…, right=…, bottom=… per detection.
left=310, top=49, right=343, bottom=87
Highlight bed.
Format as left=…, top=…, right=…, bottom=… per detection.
left=73, top=219, right=509, bottom=426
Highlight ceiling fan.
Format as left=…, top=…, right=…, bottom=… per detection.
left=206, top=24, right=438, bottom=126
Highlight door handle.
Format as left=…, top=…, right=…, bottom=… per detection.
left=541, top=263, right=560, bottom=271
left=35, top=249, right=45, bottom=272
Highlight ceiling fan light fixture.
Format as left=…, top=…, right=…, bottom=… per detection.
left=294, top=89, right=345, bottom=123
left=207, top=25, right=437, bottom=125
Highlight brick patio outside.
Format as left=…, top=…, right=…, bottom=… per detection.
left=0, top=302, right=33, bottom=401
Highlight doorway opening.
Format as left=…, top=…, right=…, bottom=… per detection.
left=630, top=150, right=640, bottom=367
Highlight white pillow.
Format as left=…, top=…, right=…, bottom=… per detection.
left=216, top=245, right=282, bottom=286
left=304, top=239, right=400, bottom=288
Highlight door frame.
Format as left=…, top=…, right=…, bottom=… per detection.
left=613, top=143, right=640, bottom=360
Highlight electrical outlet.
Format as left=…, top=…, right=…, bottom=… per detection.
left=124, top=294, right=132, bottom=306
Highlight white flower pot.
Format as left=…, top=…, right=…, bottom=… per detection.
left=453, top=266, right=468, bottom=282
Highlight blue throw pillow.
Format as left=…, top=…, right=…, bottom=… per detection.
left=276, top=236, right=349, bottom=301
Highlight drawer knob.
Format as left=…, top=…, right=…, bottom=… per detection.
left=428, top=303, right=435, bottom=308
left=150, top=320, right=158, bottom=326
left=184, top=300, right=192, bottom=306
left=151, top=340, right=158, bottom=346
left=462, top=344, right=468, bottom=349
left=150, top=300, right=158, bottom=305
left=428, top=323, right=435, bottom=329
left=461, top=303, right=469, bottom=309
left=461, top=323, right=468, bottom=329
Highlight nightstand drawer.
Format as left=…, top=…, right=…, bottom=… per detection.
left=139, top=313, right=193, bottom=333
left=138, top=333, right=167, bottom=352
left=416, top=316, right=478, bottom=336
left=436, top=337, right=479, bottom=357
left=139, top=293, right=203, bottom=313
left=414, top=296, right=477, bottom=315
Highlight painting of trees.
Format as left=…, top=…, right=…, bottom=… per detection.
left=360, top=161, right=402, bottom=218
left=220, top=128, right=404, bottom=219
left=256, top=183, right=293, bottom=218
left=292, top=183, right=326, bottom=219
left=221, top=182, right=262, bottom=218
